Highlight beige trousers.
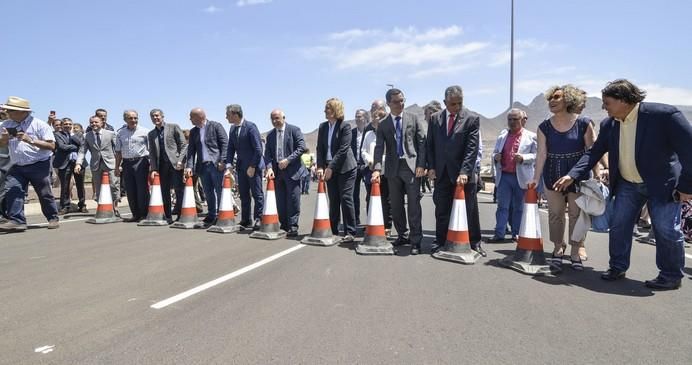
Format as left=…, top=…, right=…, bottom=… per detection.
left=545, top=189, right=584, bottom=251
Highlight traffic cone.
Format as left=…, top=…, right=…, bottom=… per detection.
left=207, top=174, right=240, bottom=233
left=138, top=172, right=168, bottom=226
left=301, top=178, right=336, bottom=246
left=170, top=176, right=200, bottom=229
left=356, top=180, right=394, bottom=255
left=432, top=183, right=481, bottom=264
left=500, top=185, right=552, bottom=275
left=86, top=171, right=120, bottom=224
left=250, top=177, right=286, bottom=240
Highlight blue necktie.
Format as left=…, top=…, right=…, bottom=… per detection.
left=395, top=116, right=404, bottom=157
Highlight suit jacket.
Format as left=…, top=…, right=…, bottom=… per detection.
left=185, top=120, right=228, bottom=173
left=351, top=126, right=371, bottom=167
left=77, top=129, right=117, bottom=171
left=426, top=109, right=479, bottom=183
left=316, top=120, right=357, bottom=174
left=492, top=128, right=537, bottom=188
left=148, top=123, right=187, bottom=172
left=569, top=102, right=692, bottom=200
left=264, top=124, right=307, bottom=181
left=373, top=111, right=426, bottom=178
left=226, top=120, right=265, bottom=172
left=53, top=131, right=79, bottom=170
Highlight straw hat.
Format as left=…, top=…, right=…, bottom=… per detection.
left=0, top=96, right=32, bottom=111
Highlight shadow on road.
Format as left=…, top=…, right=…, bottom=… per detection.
left=486, top=249, right=655, bottom=297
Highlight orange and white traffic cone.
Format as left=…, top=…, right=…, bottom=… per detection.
left=301, top=177, right=336, bottom=246
left=356, top=180, right=394, bottom=255
left=500, top=185, right=552, bottom=275
left=208, top=174, right=240, bottom=233
left=250, top=177, right=286, bottom=240
left=170, top=176, right=201, bottom=229
left=432, top=183, right=481, bottom=264
left=86, top=171, right=120, bottom=224
left=139, top=172, right=169, bottom=226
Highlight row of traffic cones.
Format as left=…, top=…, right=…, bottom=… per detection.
left=88, top=171, right=553, bottom=275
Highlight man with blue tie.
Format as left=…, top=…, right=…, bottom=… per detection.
left=225, top=104, right=264, bottom=231
left=264, top=109, right=307, bottom=237
left=371, top=89, right=427, bottom=255
left=426, top=85, right=484, bottom=256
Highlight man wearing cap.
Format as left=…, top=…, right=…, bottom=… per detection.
left=0, top=96, right=60, bottom=232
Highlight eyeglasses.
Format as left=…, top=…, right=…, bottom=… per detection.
left=548, top=94, right=562, bottom=101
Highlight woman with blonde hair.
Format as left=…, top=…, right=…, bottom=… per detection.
left=531, top=85, right=599, bottom=271
left=316, top=98, right=358, bottom=242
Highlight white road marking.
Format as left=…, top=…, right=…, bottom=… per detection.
left=151, top=244, right=306, bottom=309
left=30, top=213, right=131, bottom=227
left=686, top=254, right=692, bottom=260
left=34, top=345, right=54, bottom=354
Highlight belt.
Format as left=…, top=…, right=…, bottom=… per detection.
left=123, top=156, right=146, bottom=161
left=202, top=161, right=216, bottom=165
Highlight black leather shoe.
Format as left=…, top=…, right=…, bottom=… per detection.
left=645, top=276, right=681, bottom=290
left=471, top=244, right=487, bottom=257
left=601, top=268, right=626, bottom=281
left=238, top=220, right=251, bottom=229
left=252, top=219, right=261, bottom=231
left=410, top=244, right=420, bottom=255
left=392, top=237, right=409, bottom=247
left=286, top=230, right=299, bottom=237
left=485, top=236, right=508, bottom=243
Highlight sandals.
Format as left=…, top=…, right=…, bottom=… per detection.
left=570, top=256, right=584, bottom=271
left=578, top=246, right=588, bottom=262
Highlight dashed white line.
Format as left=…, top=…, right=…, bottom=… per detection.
left=34, top=345, right=54, bottom=354
left=686, top=254, right=692, bottom=260
left=151, top=244, right=306, bottom=309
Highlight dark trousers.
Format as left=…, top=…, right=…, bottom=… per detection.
left=158, top=159, right=184, bottom=219
left=421, top=176, right=432, bottom=193
left=0, top=169, right=8, bottom=218
left=122, top=157, right=150, bottom=220
left=301, top=173, right=311, bottom=194
left=238, top=168, right=264, bottom=223
left=353, top=168, right=364, bottom=225
left=433, top=169, right=481, bottom=245
left=388, top=163, right=422, bottom=244
left=70, top=161, right=86, bottom=208
left=5, top=159, right=58, bottom=224
left=326, top=167, right=357, bottom=236
left=198, top=162, right=223, bottom=220
left=364, top=171, right=392, bottom=230
left=57, top=166, right=73, bottom=209
left=275, top=171, right=301, bottom=231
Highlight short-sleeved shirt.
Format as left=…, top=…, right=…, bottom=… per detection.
left=1, top=115, right=55, bottom=166
left=115, top=125, right=149, bottom=159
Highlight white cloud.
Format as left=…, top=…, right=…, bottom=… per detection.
left=236, top=0, right=272, bottom=7
left=203, top=5, right=222, bottom=13
left=641, top=84, right=692, bottom=106
left=411, top=63, right=476, bottom=79
left=336, top=41, right=488, bottom=70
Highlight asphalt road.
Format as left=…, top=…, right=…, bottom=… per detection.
left=2, top=187, right=692, bottom=364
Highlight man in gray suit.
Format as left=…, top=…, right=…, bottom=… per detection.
left=372, top=88, right=427, bottom=254
left=75, top=115, right=120, bottom=214
left=148, top=109, right=187, bottom=223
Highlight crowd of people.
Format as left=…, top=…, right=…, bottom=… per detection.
left=1, top=78, right=691, bottom=290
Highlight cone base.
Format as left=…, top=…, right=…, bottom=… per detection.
left=356, top=243, right=394, bottom=255
left=86, top=217, right=121, bottom=224
left=170, top=221, right=198, bottom=229
left=250, top=230, right=286, bottom=240
left=499, top=249, right=553, bottom=275
left=207, top=224, right=241, bottom=234
left=301, top=236, right=337, bottom=246
left=432, top=249, right=481, bottom=265
left=138, top=219, right=169, bottom=226
left=64, top=212, right=93, bottom=219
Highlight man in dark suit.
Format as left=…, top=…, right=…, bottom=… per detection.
left=264, top=109, right=307, bottom=237
left=225, top=104, right=264, bottom=230
left=185, top=108, right=228, bottom=227
left=426, top=85, right=483, bottom=256
left=148, top=109, right=187, bottom=223
left=317, top=98, right=358, bottom=242
left=554, top=79, right=692, bottom=290
left=372, top=89, right=427, bottom=254
left=350, top=109, right=369, bottom=226
left=53, top=118, right=80, bottom=214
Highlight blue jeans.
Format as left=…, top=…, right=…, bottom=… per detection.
left=609, top=179, right=685, bottom=280
left=494, top=173, right=525, bottom=238
left=198, top=162, right=224, bottom=221
left=5, top=159, right=58, bottom=224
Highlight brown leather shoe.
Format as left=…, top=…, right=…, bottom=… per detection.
left=47, top=220, right=60, bottom=229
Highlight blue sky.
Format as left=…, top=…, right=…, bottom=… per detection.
left=3, top=0, right=691, bottom=133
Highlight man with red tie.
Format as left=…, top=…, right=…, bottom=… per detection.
left=426, top=85, right=484, bottom=256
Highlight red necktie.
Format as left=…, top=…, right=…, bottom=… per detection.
left=447, top=113, right=455, bottom=136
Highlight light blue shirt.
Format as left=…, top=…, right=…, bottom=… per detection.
left=327, top=122, right=336, bottom=160
left=1, top=115, right=54, bottom=166
left=115, top=124, right=150, bottom=159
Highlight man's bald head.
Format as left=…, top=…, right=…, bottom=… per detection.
left=270, top=109, right=285, bottom=129
left=189, top=108, right=206, bottom=127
